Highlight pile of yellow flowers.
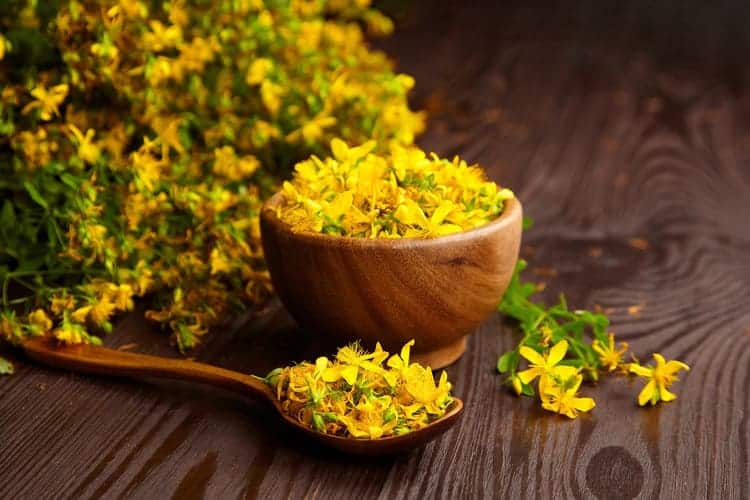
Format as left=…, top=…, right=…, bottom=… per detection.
left=266, top=340, right=453, bottom=438
left=0, top=0, right=423, bottom=356
left=278, top=139, right=514, bottom=238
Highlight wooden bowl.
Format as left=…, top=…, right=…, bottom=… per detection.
left=260, top=193, right=523, bottom=368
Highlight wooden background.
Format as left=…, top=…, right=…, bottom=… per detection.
left=2, top=1, right=749, bottom=498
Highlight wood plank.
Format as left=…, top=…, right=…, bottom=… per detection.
left=1, top=1, right=749, bottom=498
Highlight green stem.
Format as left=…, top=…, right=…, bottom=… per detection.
left=10, top=275, right=36, bottom=291
left=6, top=269, right=79, bottom=278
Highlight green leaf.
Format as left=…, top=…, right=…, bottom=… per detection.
left=23, top=181, right=48, bottom=209
left=496, top=350, right=518, bottom=374
left=521, top=382, right=535, bottom=397
left=0, top=356, right=14, bottom=375
left=59, top=172, right=79, bottom=190
left=176, top=323, right=196, bottom=352
left=0, top=200, right=14, bottom=229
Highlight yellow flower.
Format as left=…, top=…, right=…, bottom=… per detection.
left=285, top=113, right=337, bottom=143
left=0, top=33, right=8, bottom=60
left=320, top=190, right=353, bottom=230
left=71, top=306, right=92, bottom=324
left=27, top=309, right=53, bottom=334
left=90, top=297, right=116, bottom=325
left=67, top=125, right=100, bottom=164
left=539, top=364, right=581, bottom=394
left=130, top=139, right=166, bottom=191
left=517, top=340, right=568, bottom=385
left=0, top=313, right=18, bottom=339
left=111, top=284, right=135, bottom=310
left=403, top=365, right=452, bottom=415
left=630, top=353, right=689, bottom=406
left=146, top=56, right=176, bottom=85
left=332, top=342, right=388, bottom=384
left=395, top=199, right=463, bottom=237
left=132, top=260, right=154, bottom=295
left=142, top=20, right=182, bottom=51
left=386, top=339, right=414, bottom=372
left=260, top=80, right=283, bottom=115
left=541, top=373, right=595, bottom=419
left=246, top=58, right=273, bottom=85
left=151, top=116, right=185, bottom=156
left=209, top=247, right=232, bottom=275
left=212, top=146, right=259, bottom=181
left=22, top=84, right=69, bottom=121
left=50, top=294, right=75, bottom=315
left=331, top=138, right=376, bottom=162
left=384, top=339, right=414, bottom=386
left=592, top=333, right=629, bottom=372
left=337, top=396, right=396, bottom=439
left=53, top=322, right=86, bottom=345
left=177, top=36, right=218, bottom=72
left=13, top=128, right=57, bottom=168
left=116, top=0, right=148, bottom=19
left=510, top=374, right=523, bottom=395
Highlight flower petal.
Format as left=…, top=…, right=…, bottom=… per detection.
left=660, top=386, right=677, bottom=402
left=653, top=353, right=666, bottom=367
left=386, top=354, right=403, bottom=370
left=629, top=363, right=652, bottom=378
left=547, top=340, right=568, bottom=366
left=400, top=339, right=414, bottom=366
left=321, top=367, right=341, bottom=383
left=541, top=399, right=558, bottom=414
left=369, top=425, right=384, bottom=439
left=517, top=367, right=542, bottom=385
left=519, top=346, right=545, bottom=366
left=561, top=407, right=578, bottom=419
left=315, top=356, right=328, bottom=374
left=664, top=360, right=690, bottom=374
left=341, top=365, right=359, bottom=385
left=511, top=376, right=523, bottom=395
left=383, top=370, right=398, bottom=387
left=638, top=380, right=656, bottom=406
left=331, top=138, right=349, bottom=161
left=572, top=396, right=595, bottom=413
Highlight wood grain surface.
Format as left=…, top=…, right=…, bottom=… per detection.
left=2, top=1, right=749, bottom=498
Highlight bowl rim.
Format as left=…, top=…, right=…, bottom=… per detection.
left=261, top=190, right=522, bottom=248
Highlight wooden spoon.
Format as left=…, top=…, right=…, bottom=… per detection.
left=21, top=336, right=464, bottom=455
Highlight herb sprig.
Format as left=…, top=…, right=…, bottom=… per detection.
left=497, top=257, right=689, bottom=416
left=497, top=259, right=610, bottom=395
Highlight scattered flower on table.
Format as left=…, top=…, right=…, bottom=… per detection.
left=497, top=261, right=690, bottom=417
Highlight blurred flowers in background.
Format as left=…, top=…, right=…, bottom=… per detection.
left=0, top=0, right=423, bottom=352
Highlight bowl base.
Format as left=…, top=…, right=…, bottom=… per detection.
left=411, top=336, right=467, bottom=369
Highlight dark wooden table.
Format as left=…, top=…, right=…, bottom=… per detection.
left=2, top=1, right=748, bottom=498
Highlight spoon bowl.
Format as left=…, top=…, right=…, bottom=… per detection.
left=21, top=337, right=463, bottom=455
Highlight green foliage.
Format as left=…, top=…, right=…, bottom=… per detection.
left=0, top=0, right=422, bottom=351
left=0, top=355, right=13, bottom=375
left=497, top=259, right=611, bottom=391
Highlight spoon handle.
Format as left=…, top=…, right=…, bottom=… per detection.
left=21, top=336, right=275, bottom=403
